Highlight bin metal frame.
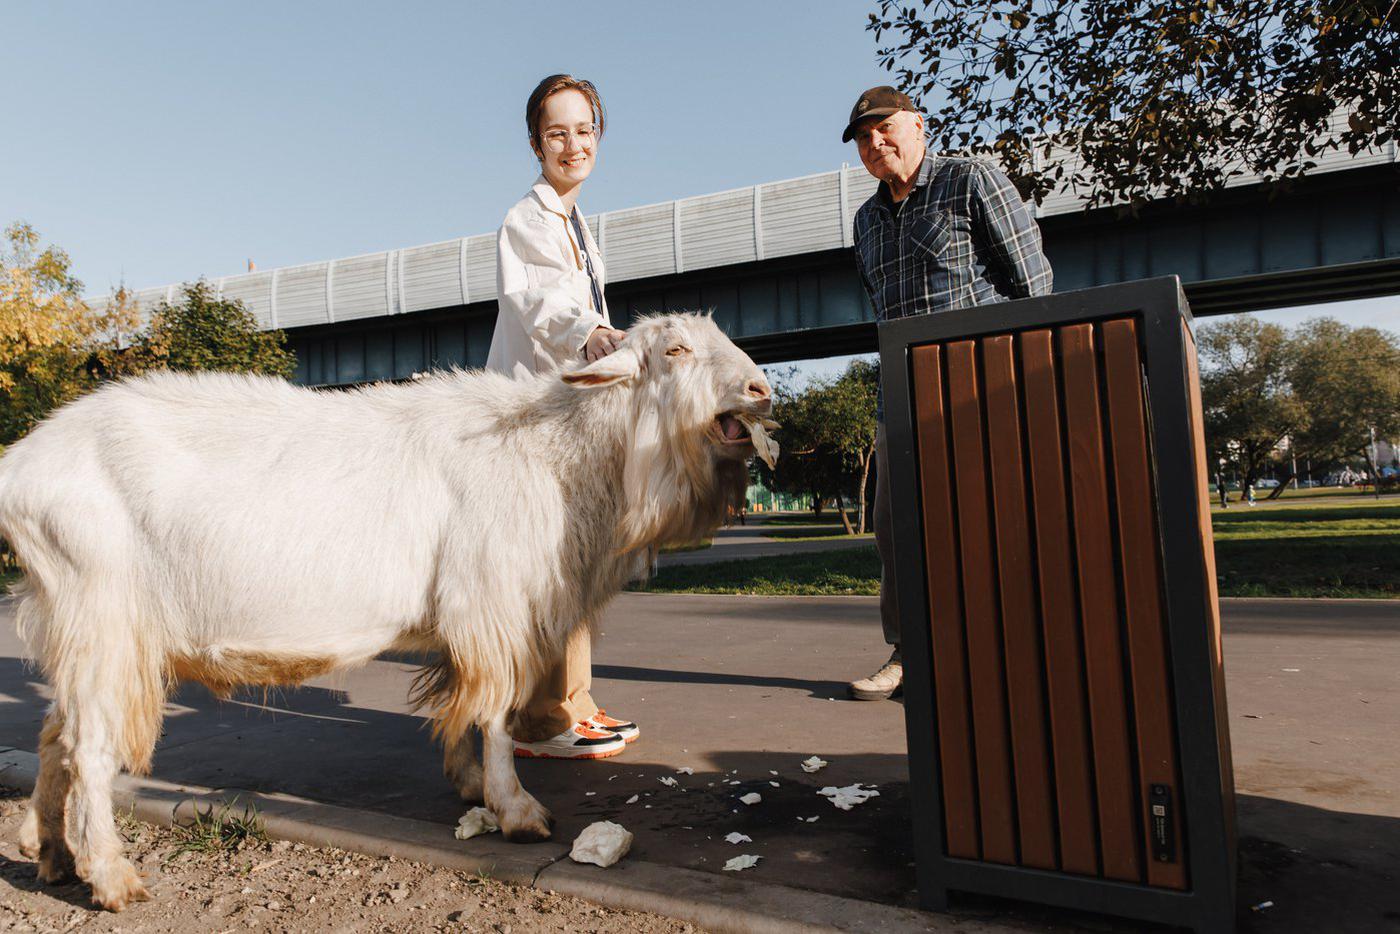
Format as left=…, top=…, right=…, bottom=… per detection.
left=879, top=277, right=1237, bottom=934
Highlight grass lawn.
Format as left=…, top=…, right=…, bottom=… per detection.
left=1210, top=500, right=1400, bottom=598
left=640, top=500, right=1400, bottom=598
left=632, top=546, right=880, bottom=596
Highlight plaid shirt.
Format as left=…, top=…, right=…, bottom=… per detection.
left=853, top=153, right=1053, bottom=323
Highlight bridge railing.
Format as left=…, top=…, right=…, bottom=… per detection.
left=86, top=115, right=1395, bottom=332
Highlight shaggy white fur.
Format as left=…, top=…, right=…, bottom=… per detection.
left=0, top=312, right=772, bottom=911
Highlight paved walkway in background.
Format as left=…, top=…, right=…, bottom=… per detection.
left=657, top=520, right=874, bottom=567
left=0, top=596, right=1396, bottom=932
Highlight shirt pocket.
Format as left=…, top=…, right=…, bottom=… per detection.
left=910, top=210, right=954, bottom=261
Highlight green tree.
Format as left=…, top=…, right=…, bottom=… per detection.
left=130, top=281, right=295, bottom=379
left=0, top=223, right=136, bottom=445
left=764, top=361, right=880, bottom=533
left=1198, top=317, right=1307, bottom=500
left=869, top=1, right=1396, bottom=208
left=1288, top=317, right=1400, bottom=495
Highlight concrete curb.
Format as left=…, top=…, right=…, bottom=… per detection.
left=0, top=747, right=953, bottom=933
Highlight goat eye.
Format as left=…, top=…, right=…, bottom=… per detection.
left=664, top=345, right=692, bottom=357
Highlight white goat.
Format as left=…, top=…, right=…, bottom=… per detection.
left=0, top=312, right=773, bottom=910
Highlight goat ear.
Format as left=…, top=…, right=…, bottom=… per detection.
left=562, top=347, right=642, bottom=388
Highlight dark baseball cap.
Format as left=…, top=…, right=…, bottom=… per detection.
left=841, top=86, right=916, bottom=142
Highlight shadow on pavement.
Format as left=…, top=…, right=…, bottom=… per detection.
left=592, top=663, right=850, bottom=700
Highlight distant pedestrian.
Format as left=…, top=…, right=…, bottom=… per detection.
left=486, top=74, right=638, bottom=758
left=842, top=86, right=1053, bottom=701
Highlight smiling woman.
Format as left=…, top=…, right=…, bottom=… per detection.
left=485, top=74, right=637, bottom=762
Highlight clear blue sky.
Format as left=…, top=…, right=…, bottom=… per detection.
left=4, top=0, right=1394, bottom=354
left=4, top=1, right=886, bottom=293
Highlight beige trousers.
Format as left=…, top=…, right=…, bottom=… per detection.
left=511, top=624, right=600, bottom=742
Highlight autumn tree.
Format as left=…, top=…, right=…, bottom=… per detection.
left=1198, top=317, right=1307, bottom=497
left=0, top=223, right=137, bottom=445
left=868, top=1, right=1397, bottom=208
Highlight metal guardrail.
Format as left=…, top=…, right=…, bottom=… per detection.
left=88, top=115, right=1395, bottom=331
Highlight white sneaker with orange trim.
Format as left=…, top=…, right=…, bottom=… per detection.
left=513, top=721, right=626, bottom=760
left=586, top=709, right=639, bottom=744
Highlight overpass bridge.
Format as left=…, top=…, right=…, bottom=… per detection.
left=93, top=136, right=1399, bottom=386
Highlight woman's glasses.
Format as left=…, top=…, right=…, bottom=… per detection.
left=541, top=123, right=599, bottom=153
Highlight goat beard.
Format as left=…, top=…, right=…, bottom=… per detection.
left=615, top=403, right=747, bottom=556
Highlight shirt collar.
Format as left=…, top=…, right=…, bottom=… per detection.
left=530, top=175, right=579, bottom=220
left=877, top=151, right=937, bottom=211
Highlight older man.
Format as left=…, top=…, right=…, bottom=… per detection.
left=844, top=86, right=1053, bottom=700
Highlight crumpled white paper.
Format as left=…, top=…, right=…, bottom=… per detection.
left=453, top=807, right=499, bottom=840
left=676, top=767, right=694, bottom=775
left=724, top=832, right=752, bottom=844
left=659, top=776, right=679, bottom=787
left=723, top=854, right=762, bottom=872
left=818, top=784, right=880, bottom=810
left=737, top=416, right=781, bottom=469
left=569, top=821, right=634, bottom=868
left=800, top=756, right=828, bottom=773
left=739, top=792, right=762, bottom=805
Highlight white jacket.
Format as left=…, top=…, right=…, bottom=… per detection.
left=485, top=176, right=611, bottom=378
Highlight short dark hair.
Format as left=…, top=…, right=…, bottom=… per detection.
left=526, top=74, right=605, bottom=155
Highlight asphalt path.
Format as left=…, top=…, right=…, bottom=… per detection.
left=0, top=595, right=1395, bottom=932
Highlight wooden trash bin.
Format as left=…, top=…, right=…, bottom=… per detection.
left=878, top=277, right=1237, bottom=934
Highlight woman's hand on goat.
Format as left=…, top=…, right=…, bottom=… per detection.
left=585, top=326, right=626, bottom=362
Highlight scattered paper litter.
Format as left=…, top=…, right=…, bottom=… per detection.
left=769, top=770, right=779, bottom=776
left=676, top=767, right=694, bottom=775
left=769, top=781, right=780, bottom=787
left=1252, top=900, right=1274, bottom=912
left=800, top=756, right=828, bottom=773
left=805, top=816, right=820, bottom=822
left=739, top=792, right=763, bottom=805
left=454, top=807, right=499, bottom=840
left=818, top=784, right=881, bottom=810
left=659, top=776, right=680, bottom=788
left=625, top=794, right=640, bottom=804
left=585, top=792, right=596, bottom=797
left=569, top=821, right=633, bottom=868
left=1282, top=668, right=1300, bottom=672
left=724, top=832, right=753, bottom=844
left=723, top=854, right=762, bottom=872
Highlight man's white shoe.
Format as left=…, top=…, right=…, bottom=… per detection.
left=849, top=649, right=903, bottom=701
left=513, top=722, right=627, bottom=760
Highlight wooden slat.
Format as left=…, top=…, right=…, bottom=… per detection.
left=1020, top=330, right=1100, bottom=876
left=911, top=345, right=980, bottom=859
left=1101, top=319, right=1188, bottom=889
left=980, top=334, right=1057, bottom=870
left=1057, top=323, right=1143, bottom=883
left=944, top=340, right=1018, bottom=864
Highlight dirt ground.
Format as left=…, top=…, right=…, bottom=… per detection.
left=0, top=787, right=701, bottom=934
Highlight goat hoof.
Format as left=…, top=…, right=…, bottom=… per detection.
left=89, top=859, right=149, bottom=912
left=503, top=822, right=553, bottom=844
left=37, top=844, right=77, bottom=884
left=17, top=808, right=40, bottom=859
left=499, top=797, right=554, bottom=843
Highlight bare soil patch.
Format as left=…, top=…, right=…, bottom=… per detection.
left=0, top=786, right=700, bottom=933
